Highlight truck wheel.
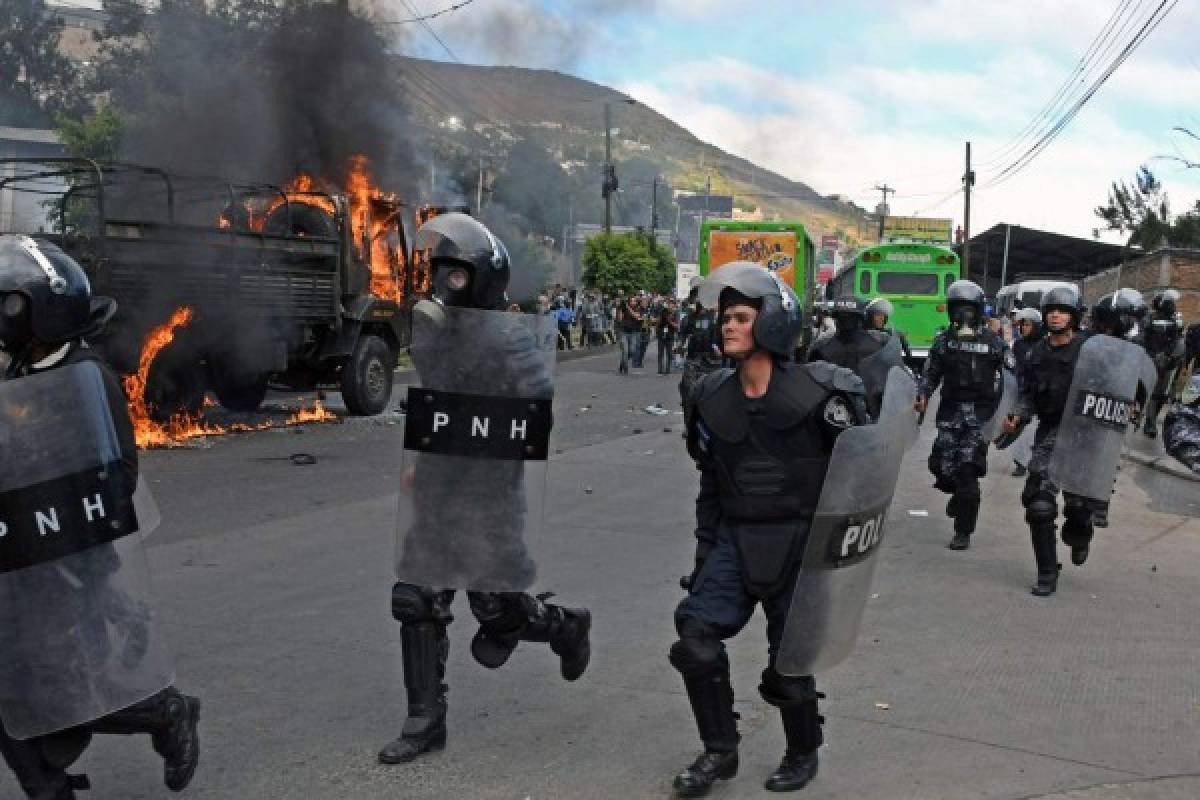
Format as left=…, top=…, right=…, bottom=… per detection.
left=146, top=360, right=207, bottom=423
left=341, top=334, right=393, bottom=415
left=211, top=368, right=269, bottom=413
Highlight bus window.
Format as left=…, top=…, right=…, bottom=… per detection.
left=859, top=271, right=871, bottom=294
left=877, top=272, right=939, bottom=295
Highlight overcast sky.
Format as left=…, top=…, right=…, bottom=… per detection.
left=388, top=0, right=1200, bottom=241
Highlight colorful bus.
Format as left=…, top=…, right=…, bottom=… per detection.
left=698, top=220, right=816, bottom=308
left=828, top=242, right=960, bottom=358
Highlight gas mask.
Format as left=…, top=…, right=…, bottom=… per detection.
left=431, top=263, right=473, bottom=308
left=0, top=292, right=32, bottom=355
left=949, top=304, right=979, bottom=337
left=833, top=313, right=861, bottom=337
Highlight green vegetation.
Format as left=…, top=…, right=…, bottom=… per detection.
left=582, top=233, right=675, bottom=295
left=1094, top=166, right=1200, bottom=249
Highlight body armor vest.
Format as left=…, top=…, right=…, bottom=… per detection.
left=1026, top=334, right=1085, bottom=423
left=936, top=330, right=1006, bottom=403
left=810, top=329, right=885, bottom=374
left=693, top=365, right=836, bottom=597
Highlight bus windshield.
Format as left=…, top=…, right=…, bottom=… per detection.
left=877, top=271, right=938, bottom=295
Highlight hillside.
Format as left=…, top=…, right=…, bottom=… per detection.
left=394, top=57, right=871, bottom=243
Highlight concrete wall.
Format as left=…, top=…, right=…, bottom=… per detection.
left=0, top=128, right=65, bottom=233
left=1080, top=248, right=1200, bottom=324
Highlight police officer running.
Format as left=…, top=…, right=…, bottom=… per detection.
left=807, top=295, right=888, bottom=373
left=1009, top=307, right=1043, bottom=477
left=379, top=214, right=591, bottom=765
left=671, top=262, right=867, bottom=796
left=1141, top=289, right=1185, bottom=438
left=0, top=235, right=200, bottom=799
left=914, top=280, right=1014, bottom=550
left=1002, top=286, right=1098, bottom=597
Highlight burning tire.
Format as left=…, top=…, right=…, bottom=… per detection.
left=210, top=365, right=269, bottom=413
left=341, top=333, right=393, bottom=415
left=145, top=357, right=207, bottom=423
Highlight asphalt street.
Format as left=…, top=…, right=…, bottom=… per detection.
left=4, top=344, right=1198, bottom=800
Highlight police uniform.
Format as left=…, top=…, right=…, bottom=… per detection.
left=678, top=306, right=723, bottom=408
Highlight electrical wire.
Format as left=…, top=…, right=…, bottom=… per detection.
left=382, top=0, right=475, bottom=25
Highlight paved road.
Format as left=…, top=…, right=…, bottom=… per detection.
left=4, top=346, right=1198, bottom=799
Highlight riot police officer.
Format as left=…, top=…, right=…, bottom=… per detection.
left=1141, top=289, right=1185, bottom=437
left=915, top=280, right=1014, bottom=550
left=807, top=295, right=888, bottom=372
left=1164, top=375, right=1200, bottom=474
left=0, top=235, right=200, bottom=799
left=1003, top=286, right=1097, bottom=597
left=671, top=263, right=867, bottom=796
left=677, top=277, right=723, bottom=408
left=864, top=297, right=913, bottom=360
left=379, top=214, right=591, bottom=765
left=1009, top=308, right=1043, bottom=476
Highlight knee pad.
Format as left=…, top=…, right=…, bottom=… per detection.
left=1021, top=479, right=1057, bottom=525
left=392, top=583, right=449, bottom=624
left=1062, top=498, right=1094, bottom=542
left=669, top=620, right=725, bottom=677
left=759, top=667, right=818, bottom=709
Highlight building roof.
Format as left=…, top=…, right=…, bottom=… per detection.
left=955, top=223, right=1134, bottom=293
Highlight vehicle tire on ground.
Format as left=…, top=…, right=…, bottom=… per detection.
left=146, top=358, right=207, bottom=423
left=341, top=333, right=393, bottom=416
left=210, top=364, right=269, bottom=413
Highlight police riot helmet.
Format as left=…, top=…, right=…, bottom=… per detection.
left=0, top=235, right=115, bottom=353
left=1091, top=288, right=1145, bottom=336
left=697, top=261, right=803, bottom=357
left=414, top=213, right=510, bottom=310
left=827, top=294, right=867, bottom=334
left=1040, top=285, right=1084, bottom=332
left=945, top=279, right=985, bottom=330
left=864, top=297, right=894, bottom=328
left=1014, top=307, right=1042, bottom=326
left=1152, top=288, right=1180, bottom=318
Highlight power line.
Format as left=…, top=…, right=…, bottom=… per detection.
left=382, top=0, right=475, bottom=25
left=981, top=0, right=1178, bottom=190
left=400, top=0, right=462, bottom=63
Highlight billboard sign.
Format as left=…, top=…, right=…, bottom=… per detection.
left=676, top=262, right=699, bottom=299
left=882, top=216, right=953, bottom=245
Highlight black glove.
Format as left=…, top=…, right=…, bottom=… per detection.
left=680, top=542, right=712, bottom=592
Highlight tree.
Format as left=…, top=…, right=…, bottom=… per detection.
left=582, top=232, right=675, bottom=295
left=1094, top=166, right=1200, bottom=250
left=0, top=0, right=87, bottom=126
left=55, top=107, right=125, bottom=160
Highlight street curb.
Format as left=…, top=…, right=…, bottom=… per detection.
left=1123, top=448, right=1199, bottom=481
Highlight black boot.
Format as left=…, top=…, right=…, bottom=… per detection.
left=379, top=621, right=448, bottom=764
left=1030, top=524, right=1060, bottom=597
left=1143, top=402, right=1160, bottom=437
left=472, top=595, right=592, bottom=681
left=673, top=658, right=740, bottom=798
left=945, top=495, right=959, bottom=518
left=92, top=688, right=200, bottom=792
left=947, top=532, right=970, bottom=550
left=764, top=702, right=823, bottom=792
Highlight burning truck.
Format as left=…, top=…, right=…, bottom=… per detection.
left=0, top=156, right=422, bottom=429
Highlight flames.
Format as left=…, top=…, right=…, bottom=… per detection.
left=124, top=307, right=338, bottom=449
left=217, top=156, right=405, bottom=303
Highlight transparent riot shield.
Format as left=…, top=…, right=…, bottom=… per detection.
left=0, top=362, right=173, bottom=739
left=1047, top=335, right=1158, bottom=502
left=858, top=334, right=907, bottom=418
left=980, top=368, right=1018, bottom=441
left=777, top=367, right=918, bottom=675
left=395, top=304, right=557, bottom=593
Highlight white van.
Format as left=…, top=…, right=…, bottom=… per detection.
left=995, top=280, right=1079, bottom=316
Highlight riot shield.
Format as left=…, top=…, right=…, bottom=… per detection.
left=858, top=334, right=906, bottom=418
left=0, top=362, right=173, bottom=739
left=1047, top=335, right=1158, bottom=502
left=395, top=304, right=557, bottom=593
left=777, top=367, right=917, bottom=675
left=980, top=368, right=1018, bottom=441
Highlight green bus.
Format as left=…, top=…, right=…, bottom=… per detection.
left=698, top=220, right=816, bottom=309
left=828, top=242, right=960, bottom=358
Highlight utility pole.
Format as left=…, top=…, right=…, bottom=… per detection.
left=873, top=183, right=895, bottom=242
left=603, top=103, right=614, bottom=234
left=963, top=141, right=975, bottom=280
left=650, top=175, right=660, bottom=233
left=698, top=176, right=711, bottom=263
left=476, top=156, right=484, bottom=214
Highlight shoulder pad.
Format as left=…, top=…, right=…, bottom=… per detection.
left=810, top=332, right=834, bottom=352
left=866, top=329, right=890, bottom=346
left=800, top=360, right=866, bottom=397
left=759, top=363, right=829, bottom=429
left=692, top=368, right=746, bottom=442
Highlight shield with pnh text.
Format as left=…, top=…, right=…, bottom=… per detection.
left=1047, top=334, right=1158, bottom=503
left=395, top=302, right=557, bottom=593
left=777, top=366, right=918, bottom=675
left=0, top=361, right=173, bottom=739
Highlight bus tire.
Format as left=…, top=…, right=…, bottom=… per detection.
left=210, top=364, right=269, bottom=413
left=341, top=334, right=393, bottom=416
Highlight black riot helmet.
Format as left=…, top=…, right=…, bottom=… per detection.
left=414, top=213, right=511, bottom=309
left=945, top=279, right=985, bottom=333
left=1091, top=288, right=1145, bottom=337
left=864, top=297, right=894, bottom=329
left=696, top=261, right=803, bottom=358
left=1151, top=288, right=1180, bottom=318
left=1040, top=285, right=1084, bottom=332
left=0, top=235, right=116, bottom=355
left=828, top=295, right=867, bottom=335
